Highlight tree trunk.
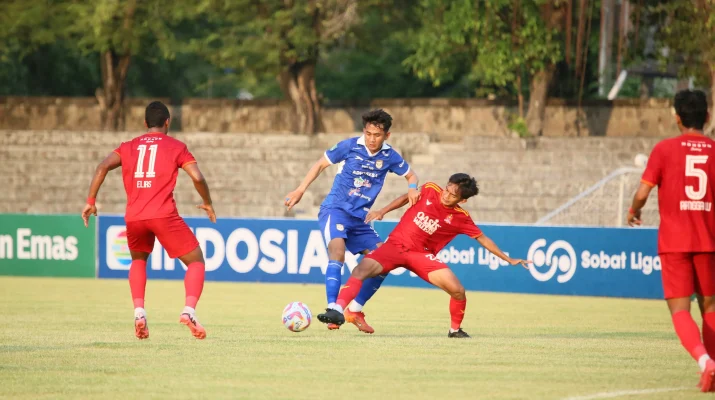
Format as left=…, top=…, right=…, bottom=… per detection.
left=525, top=66, right=555, bottom=136
left=279, top=62, right=324, bottom=134
left=707, top=64, right=715, bottom=136
left=96, top=51, right=131, bottom=131
left=575, top=0, right=587, bottom=77
left=95, top=0, right=136, bottom=132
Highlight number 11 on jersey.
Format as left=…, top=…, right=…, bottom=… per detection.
left=135, top=144, right=158, bottom=188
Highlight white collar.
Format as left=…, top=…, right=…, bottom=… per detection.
left=357, top=135, right=391, bottom=157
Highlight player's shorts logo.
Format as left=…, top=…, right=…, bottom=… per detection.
left=527, top=239, right=577, bottom=283
left=106, top=225, right=132, bottom=270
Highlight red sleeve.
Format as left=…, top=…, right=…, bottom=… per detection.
left=113, top=145, right=122, bottom=158
left=177, top=144, right=196, bottom=168
left=641, top=143, right=663, bottom=187
left=455, top=212, right=483, bottom=239
left=460, top=221, right=483, bottom=239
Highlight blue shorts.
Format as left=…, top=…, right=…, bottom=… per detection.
left=318, top=208, right=382, bottom=255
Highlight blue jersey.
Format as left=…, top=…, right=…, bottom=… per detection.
left=321, top=136, right=410, bottom=220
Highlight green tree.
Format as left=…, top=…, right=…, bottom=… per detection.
left=193, top=0, right=359, bottom=134
left=403, top=0, right=566, bottom=136
left=0, top=0, right=194, bottom=130
left=630, top=0, right=715, bottom=133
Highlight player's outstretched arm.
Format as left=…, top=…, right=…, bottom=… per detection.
left=365, top=193, right=409, bottom=222
left=627, top=182, right=653, bottom=226
left=82, top=152, right=121, bottom=228
left=476, top=234, right=531, bottom=269
left=183, top=163, right=216, bottom=223
left=284, top=156, right=331, bottom=211
left=404, top=170, right=420, bottom=206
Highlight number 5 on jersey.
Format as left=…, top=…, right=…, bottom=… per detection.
left=686, top=155, right=709, bottom=201
left=135, top=144, right=158, bottom=178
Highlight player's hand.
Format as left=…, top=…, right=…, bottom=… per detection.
left=407, top=188, right=420, bottom=207
left=627, top=208, right=642, bottom=226
left=81, top=204, right=97, bottom=228
left=365, top=209, right=385, bottom=223
left=197, top=203, right=217, bottom=223
left=508, top=258, right=532, bottom=269
left=284, top=189, right=304, bottom=211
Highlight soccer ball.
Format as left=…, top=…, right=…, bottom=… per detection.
left=282, top=302, right=312, bottom=332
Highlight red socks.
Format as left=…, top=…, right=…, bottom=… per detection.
left=336, top=277, right=364, bottom=310
left=184, top=262, right=205, bottom=308
left=703, top=312, right=715, bottom=356
left=672, top=310, right=708, bottom=361
left=450, top=298, right=467, bottom=330
left=128, top=260, right=147, bottom=308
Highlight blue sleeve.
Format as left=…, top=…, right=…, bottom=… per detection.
left=389, top=151, right=410, bottom=176
left=324, top=139, right=352, bottom=164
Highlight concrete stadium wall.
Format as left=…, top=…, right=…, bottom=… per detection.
left=0, top=97, right=677, bottom=140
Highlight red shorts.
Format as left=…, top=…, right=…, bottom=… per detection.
left=125, top=214, right=199, bottom=259
left=364, top=240, right=449, bottom=282
left=660, top=252, right=715, bottom=299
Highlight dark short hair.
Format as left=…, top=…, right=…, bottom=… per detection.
left=449, top=173, right=479, bottom=199
left=145, top=101, right=170, bottom=128
left=674, top=89, right=708, bottom=130
left=362, top=109, right=393, bottom=132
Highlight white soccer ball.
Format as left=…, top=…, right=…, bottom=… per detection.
left=634, top=153, right=649, bottom=168
left=282, top=302, right=312, bottom=332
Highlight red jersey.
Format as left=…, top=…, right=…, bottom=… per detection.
left=114, top=133, right=196, bottom=222
left=642, top=133, right=715, bottom=253
left=387, top=182, right=483, bottom=254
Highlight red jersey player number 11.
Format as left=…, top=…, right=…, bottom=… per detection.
left=81, top=101, right=216, bottom=341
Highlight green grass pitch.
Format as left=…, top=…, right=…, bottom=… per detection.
left=0, top=276, right=704, bottom=399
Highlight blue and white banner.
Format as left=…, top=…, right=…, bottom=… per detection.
left=98, top=216, right=662, bottom=299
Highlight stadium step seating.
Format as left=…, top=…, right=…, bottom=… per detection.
left=0, top=130, right=661, bottom=226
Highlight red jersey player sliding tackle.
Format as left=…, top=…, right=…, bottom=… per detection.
left=627, top=89, right=715, bottom=392
left=318, top=174, right=531, bottom=337
left=81, top=101, right=216, bottom=340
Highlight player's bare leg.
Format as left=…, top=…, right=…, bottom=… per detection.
left=667, top=297, right=715, bottom=392
left=318, top=258, right=384, bottom=327
left=427, top=269, right=469, bottom=338
left=325, top=238, right=347, bottom=330
left=177, top=246, right=207, bottom=340
left=129, top=250, right=151, bottom=340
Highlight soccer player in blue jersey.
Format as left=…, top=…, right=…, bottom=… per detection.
left=284, top=109, right=420, bottom=333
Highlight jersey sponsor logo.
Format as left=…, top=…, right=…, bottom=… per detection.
left=426, top=200, right=432, bottom=206
left=444, top=214, right=453, bottom=224
left=349, top=188, right=372, bottom=202
left=413, top=211, right=441, bottom=235
left=375, top=160, right=383, bottom=169
left=352, top=170, right=379, bottom=178
left=353, top=177, right=372, bottom=188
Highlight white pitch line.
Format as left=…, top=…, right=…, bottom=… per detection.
left=562, top=387, right=688, bottom=400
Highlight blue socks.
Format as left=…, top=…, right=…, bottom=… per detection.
left=354, top=274, right=387, bottom=308
left=325, top=260, right=343, bottom=305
